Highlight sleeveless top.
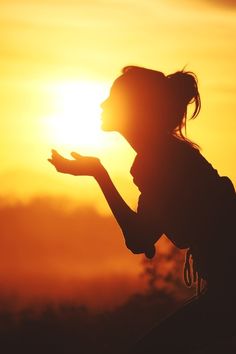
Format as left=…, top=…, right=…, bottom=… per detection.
left=130, top=138, right=236, bottom=289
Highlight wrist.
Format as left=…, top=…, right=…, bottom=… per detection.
left=94, top=162, right=109, bottom=182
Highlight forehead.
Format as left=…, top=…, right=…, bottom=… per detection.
left=110, top=74, right=144, bottom=100
left=109, top=74, right=165, bottom=106
left=111, top=70, right=166, bottom=94
left=111, top=75, right=129, bottom=91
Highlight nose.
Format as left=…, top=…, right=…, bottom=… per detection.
left=100, top=98, right=108, bottom=109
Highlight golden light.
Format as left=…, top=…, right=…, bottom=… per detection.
left=45, top=81, right=109, bottom=152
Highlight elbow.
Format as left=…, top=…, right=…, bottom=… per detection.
left=123, top=228, right=147, bottom=255
left=123, top=225, right=158, bottom=258
left=125, top=242, right=156, bottom=259
left=125, top=239, right=156, bottom=259
left=122, top=223, right=144, bottom=254
left=121, top=215, right=158, bottom=257
left=125, top=240, right=144, bottom=255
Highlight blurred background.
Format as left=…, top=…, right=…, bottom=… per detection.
left=0, top=0, right=236, bottom=352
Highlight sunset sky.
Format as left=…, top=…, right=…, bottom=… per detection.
left=0, top=0, right=236, bottom=307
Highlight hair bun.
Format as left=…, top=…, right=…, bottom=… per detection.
left=167, top=71, right=199, bottom=104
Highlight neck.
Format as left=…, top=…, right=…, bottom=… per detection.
left=121, top=130, right=172, bottom=154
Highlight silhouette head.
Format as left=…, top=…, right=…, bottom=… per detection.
left=101, top=66, right=201, bottom=145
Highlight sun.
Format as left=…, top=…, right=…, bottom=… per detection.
left=45, top=81, right=109, bottom=152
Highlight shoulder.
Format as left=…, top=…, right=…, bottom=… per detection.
left=130, top=138, right=199, bottom=181
left=130, top=137, right=222, bottom=194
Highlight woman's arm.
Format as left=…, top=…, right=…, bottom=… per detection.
left=48, top=150, right=161, bottom=258
left=95, top=166, right=161, bottom=258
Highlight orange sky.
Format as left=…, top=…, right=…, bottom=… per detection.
left=1, top=0, right=236, bottom=209
left=0, top=0, right=236, bottom=307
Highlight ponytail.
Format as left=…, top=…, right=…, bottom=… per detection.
left=166, top=71, right=201, bottom=146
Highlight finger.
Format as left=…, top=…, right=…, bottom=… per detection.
left=48, top=158, right=56, bottom=166
left=51, top=150, right=58, bottom=158
left=71, top=152, right=81, bottom=159
left=51, top=149, right=63, bottom=157
left=51, top=150, right=64, bottom=159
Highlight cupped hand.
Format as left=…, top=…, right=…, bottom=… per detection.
left=48, top=149, right=102, bottom=177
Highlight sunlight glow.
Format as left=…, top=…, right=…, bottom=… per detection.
left=45, top=81, right=109, bottom=151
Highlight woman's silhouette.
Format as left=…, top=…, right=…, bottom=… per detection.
left=49, top=66, right=236, bottom=353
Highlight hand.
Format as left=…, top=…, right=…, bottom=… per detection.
left=48, top=149, right=102, bottom=177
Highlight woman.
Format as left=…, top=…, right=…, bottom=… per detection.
left=49, top=66, right=236, bottom=353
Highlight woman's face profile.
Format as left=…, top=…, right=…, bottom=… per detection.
left=100, top=76, right=134, bottom=133
left=100, top=72, right=163, bottom=139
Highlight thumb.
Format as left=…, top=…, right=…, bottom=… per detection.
left=71, top=152, right=82, bottom=159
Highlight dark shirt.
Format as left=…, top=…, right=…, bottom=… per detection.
left=130, top=138, right=236, bottom=282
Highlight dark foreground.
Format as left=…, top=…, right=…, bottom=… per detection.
left=1, top=289, right=236, bottom=354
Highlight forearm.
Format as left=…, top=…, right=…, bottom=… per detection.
left=49, top=150, right=159, bottom=258
left=49, top=149, right=138, bottom=235
left=95, top=167, right=158, bottom=258
left=95, top=167, right=136, bottom=231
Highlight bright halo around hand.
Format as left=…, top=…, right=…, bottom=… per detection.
left=46, top=81, right=109, bottom=152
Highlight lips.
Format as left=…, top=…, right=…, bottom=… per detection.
left=101, top=111, right=107, bottom=120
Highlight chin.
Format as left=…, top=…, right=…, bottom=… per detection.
left=101, top=121, right=113, bottom=132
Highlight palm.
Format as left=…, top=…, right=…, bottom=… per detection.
left=48, top=150, right=100, bottom=176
